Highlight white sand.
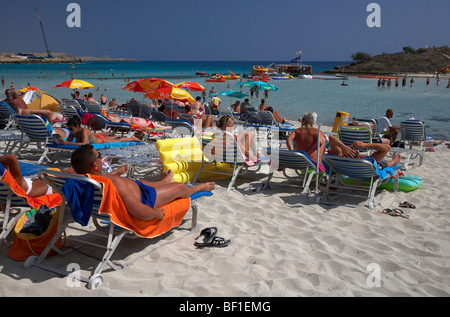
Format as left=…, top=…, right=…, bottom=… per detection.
left=1, top=123, right=449, bottom=297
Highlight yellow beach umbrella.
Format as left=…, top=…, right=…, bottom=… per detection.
left=53, top=79, right=94, bottom=89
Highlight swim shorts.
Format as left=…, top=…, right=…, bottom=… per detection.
left=93, top=134, right=105, bottom=143
left=135, top=180, right=157, bottom=208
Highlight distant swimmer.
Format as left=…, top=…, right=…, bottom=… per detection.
left=341, top=81, right=348, bottom=86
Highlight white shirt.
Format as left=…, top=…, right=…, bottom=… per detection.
left=377, top=116, right=391, bottom=134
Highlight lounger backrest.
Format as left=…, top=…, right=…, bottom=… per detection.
left=13, top=114, right=53, bottom=143
left=85, top=102, right=103, bottom=114
left=38, top=170, right=104, bottom=223
left=338, top=121, right=372, bottom=146
left=205, top=130, right=243, bottom=164
left=400, top=120, right=425, bottom=143
left=127, top=102, right=141, bottom=117
left=61, top=105, right=82, bottom=121
left=258, top=111, right=277, bottom=126
left=166, top=119, right=194, bottom=136
left=323, top=155, right=376, bottom=179
left=277, top=149, right=316, bottom=170
left=150, top=110, right=168, bottom=123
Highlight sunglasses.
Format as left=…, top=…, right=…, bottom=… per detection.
left=91, top=152, right=102, bottom=165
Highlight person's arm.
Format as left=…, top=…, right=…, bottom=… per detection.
left=328, top=135, right=357, bottom=157
left=286, top=131, right=296, bottom=151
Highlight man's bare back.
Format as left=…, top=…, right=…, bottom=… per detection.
left=286, top=127, right=324, bottom=161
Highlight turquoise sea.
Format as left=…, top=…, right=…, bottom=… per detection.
left=1, top=61, right=449, bottom=139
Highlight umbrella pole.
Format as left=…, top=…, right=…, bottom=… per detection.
left=315, top=124, right=321, bottom=193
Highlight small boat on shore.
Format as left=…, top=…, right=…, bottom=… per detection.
left=206, top=73, right=226, bottom=82
left=222, top=71, right=240, bottom=80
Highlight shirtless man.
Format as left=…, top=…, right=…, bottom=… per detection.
left=58, top=116, right=140, bottom=145
left=5, top=91, right=28, bottom=113
left=286, top=112, right=325, bottom=163
left=328, top=135, right=401, bottom=168
left=5, top=90, right=63, bottom=125
left=70, top=144, right=215, bottom=220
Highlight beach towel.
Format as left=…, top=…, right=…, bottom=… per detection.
left=0, top=166, right=62, bottom=210
left=88, top=175, right=191, bottom=238
left=62, top=179, right=95, bottom=226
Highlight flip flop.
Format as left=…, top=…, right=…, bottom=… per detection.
left=378, top=208, right=410, bottom=219
left=399, top=201, right=416, bottom=209
left=195, top=227, right=217, bottom=242
left=194, top=236, right=231, bottom=249
left=378, top=208, right=400, bottom=217
left=392, top=208, right=410, bottom=219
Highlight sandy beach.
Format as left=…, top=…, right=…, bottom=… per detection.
left=0, top=119, right=449, bottom=298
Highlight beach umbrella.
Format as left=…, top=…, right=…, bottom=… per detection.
left=237, top=81, right=279, bottom=91
left=122, top=78, right=174, bottom=93
left=174, top=81, right=206, bottom=92
left=211, top=90, right=248, bottom=98
left=53, top=79, right=94, bottom=89
left=144, top=87, right=195, bottom=104
left=18, top=87, right=42, bottom=93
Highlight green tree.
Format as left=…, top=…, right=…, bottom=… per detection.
left=351, top=52, right=372, bottom=63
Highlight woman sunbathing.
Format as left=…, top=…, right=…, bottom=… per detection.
left=58, top=116, right=140, bottom=145
left=217, top=115, right=262, bottom=163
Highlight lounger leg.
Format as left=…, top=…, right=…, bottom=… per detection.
left=227, top=165, right=244, bottom=190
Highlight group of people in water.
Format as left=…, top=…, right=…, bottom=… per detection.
left=377, top=76, right=450, bottom=88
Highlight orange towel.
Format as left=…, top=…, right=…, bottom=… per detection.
left=1, top=170, right=62, bottom=210
left=89, top=175, right=191, bottom=238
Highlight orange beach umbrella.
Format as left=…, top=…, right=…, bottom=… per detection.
left=174, top=81, right=206, bottom=92
left=122, top=78, right=174, bottom=93
left=53, top=79, right=94, bottom=89
left=144, top=87, right=195, bottom=104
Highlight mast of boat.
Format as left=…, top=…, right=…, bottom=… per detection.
left=34, top=7, right=53, bottom=58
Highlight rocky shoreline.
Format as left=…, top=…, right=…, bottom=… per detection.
left=325, top=46, right=450, bottom=77
left=0, top=52, right=138, bottom=64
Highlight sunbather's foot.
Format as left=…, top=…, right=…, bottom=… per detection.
left=196, top=182, right=215, bottom=192
left=114, top=164, right=129, bottom=176
left=387, top=153, right=401, bottom=167
left=161, top=170, right=175, bottom=184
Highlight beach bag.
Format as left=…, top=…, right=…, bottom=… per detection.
left=8, top=206, right=64, bottom=261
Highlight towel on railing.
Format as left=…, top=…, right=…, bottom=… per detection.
left=88, top=175, right=191, bottom=238
left=62, top=179, right=95, bottom=226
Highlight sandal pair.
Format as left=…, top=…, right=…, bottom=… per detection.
left=194, top=227, right=231, bottom=249
left=399, top=201, right=416, bottom=209
left=378, top=208, right=410, bottom=219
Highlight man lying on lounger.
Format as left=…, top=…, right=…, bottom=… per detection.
left=71, top=144, right=215, bottom=221
left=56, top=116, right=140, bottom=145
left=327, top=135, right=401, bottom=168
left=0, top=154, right=128, bottom=198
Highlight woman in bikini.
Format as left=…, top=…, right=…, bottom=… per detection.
left=58, top=116, right=140, bottom=146
left=217, top=115, right=262, bottom=163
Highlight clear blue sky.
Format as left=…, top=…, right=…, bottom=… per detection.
left=1, top=0, right=448, bottom=61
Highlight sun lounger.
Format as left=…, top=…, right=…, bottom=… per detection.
left=193, top=130, right=269, bottom=190
left=264, top=148, right=323, bottom=195
left=318, top=154, right=400, bottom=211
left=24, top=170, right=212, bottom=289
